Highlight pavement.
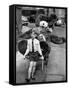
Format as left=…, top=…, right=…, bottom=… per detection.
left=16, top=26, right=66, bottom=84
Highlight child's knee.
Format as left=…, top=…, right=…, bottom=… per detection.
left=33, top=62, right=36, bottom=67
left=28, top=67, right=32, bottom=72
left=30, top=61, right=34, bottom=68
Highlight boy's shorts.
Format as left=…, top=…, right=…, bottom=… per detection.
left=28, top=51, right=40, bottom=62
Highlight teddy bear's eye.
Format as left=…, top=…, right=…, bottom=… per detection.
left=43, top=23, right=44, bottom=25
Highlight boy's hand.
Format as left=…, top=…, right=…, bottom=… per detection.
left=40, top=55, right=44, bottom=59
left=23, top=55, right=25, bottom=60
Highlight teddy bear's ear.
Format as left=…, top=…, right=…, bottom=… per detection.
left=40, top=41, right=51, bottom=56
left=18, top=40, right=27, bottom=55
left=39, top=21, right=48, bottom=27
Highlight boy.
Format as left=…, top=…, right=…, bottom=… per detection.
left=23, top=31, right=44, bottom=82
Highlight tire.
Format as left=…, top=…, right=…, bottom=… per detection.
left=50, top=35, right=66, bottom=44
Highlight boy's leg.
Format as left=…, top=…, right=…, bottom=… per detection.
left=31, top=62, right=36, bottom=79
left=28, top=61, right=34, bottom=79
left=31, top=52, right=39, bottom=79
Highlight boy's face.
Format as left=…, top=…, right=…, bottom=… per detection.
left=31, top=32, right=36, bottom=39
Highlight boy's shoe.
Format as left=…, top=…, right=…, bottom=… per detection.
left=31, top=77, right=35, bottom=80
left=31, top=75, right=36, bottom=80
left=25, top=78, right=31, bottom=82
